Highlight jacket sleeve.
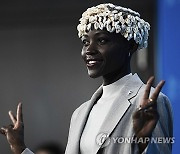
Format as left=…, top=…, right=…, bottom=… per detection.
left=145, top=94, right=173, bottom=154
left=21, top=148, right=34, bottom=154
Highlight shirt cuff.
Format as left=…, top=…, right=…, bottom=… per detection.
left=141, top=144, right=149, bottom=154
left=21, top=148, right=34, bottom=154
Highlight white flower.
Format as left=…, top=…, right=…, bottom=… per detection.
left=80, top=24, right=86, bottom=31
left=77, top=24, right=81, bottom=31
left=143, top=31, right=149, bottom=41
left=127, top=33, right=133, bottom=41
left=80, top=19, right=88, bottom=25
left=131, top=16, right=135, bottom=22
left=133, top=26, right=139, bottom=33
left=109, top=27, right=115, bottom=33
left=112, top=10, right=118, bottom=14
left=102, top=16, right=107, bottom=23
left=109, top=16, right=115, bottom=22
left=97, top=4, right=106, bottom=9
left=140, top=29, right=144, bottom=36
left=134, top=33, right=137, bottom=41
left=115, top=6, right=123, bottom=10
left=125, top=18, right=131, bottom=25
left=114, top=21, right=120, bottom=27
left=122, top=7, right=128, bottom=12
left=126, top=27, right=131, bottom=33
left=107, top=18, right=111, bottom=24
left=121, top=24, right=126, bottom=30
left=89, top=16, right=95, bottom=22
left=115, top=24, right=121, bottom=29
left=106, top=24, right=112, bottom=32
left=114, top=14, right=118, bottom=20
left=116, top=27, right=121, bottom=33
left=87, top=23, right=92, bottom=31
left=127, top=15, right=131, bottom=19
left=143, top=41, right=148, bottom=48
left=118, top=12, right=123, bottom=16
left=135, top=16, right=140, bottom=21
left=120, top=16, right=125, bottom=24
left=94, top=22, right=99, bottom=30
left=98, top=16, right=102, bottom=22
left=124, top=32, right=129, bottom=38
left=107, top=3, right=115, bottom=8
left=138, top=22, right=143, bottom=28
left=115, top=24, right=121, bottom=33
left=112, top=21, right=115, bottom=26
left=134, top=32, right=142, bottom=44
left=99, top=22, right=104, bottom=30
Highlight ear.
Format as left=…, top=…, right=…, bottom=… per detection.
left=128, top=39, right=138, bottom=55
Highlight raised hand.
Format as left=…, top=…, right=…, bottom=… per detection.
left=132, top=76, right=165, bottom=152
left=0, top=103, right=26, bottom=154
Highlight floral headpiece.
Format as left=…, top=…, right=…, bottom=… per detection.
left=77, top=3, right=150, bottom=49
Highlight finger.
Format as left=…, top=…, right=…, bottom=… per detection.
left=0, top=127, right=8, bottom=135
left=151, top=80, right=165, bottom=101
left=133, top=107, right=144, bottom=119
left=17, top=102, right=23, bottom=124
left=143, top=76, right=154, bottom=100
left=0, top=128, right=6, bottom=135
left=143, top=106, right=156, bottom=113
left=0, top=125, right=14, bottom=135
left=9, top=111, right=17, bottom=125
left=140, top=100, right=157, bottom=111
left=8, top=124, right=14, bottom=129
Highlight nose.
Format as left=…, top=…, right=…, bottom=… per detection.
left=86, top=41, right=98, bottom=55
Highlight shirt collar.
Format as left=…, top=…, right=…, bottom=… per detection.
left=102, top=73, right=132, bottom=98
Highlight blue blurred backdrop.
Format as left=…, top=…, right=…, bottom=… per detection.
left=157, top=0, right=180, bottom=153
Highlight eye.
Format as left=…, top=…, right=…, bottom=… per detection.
left=98, top=37, right=109, bottom=45
left=81, top=38, right=90, bottom=47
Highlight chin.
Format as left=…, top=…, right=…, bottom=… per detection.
left=87, top=70, right=101, bottom=78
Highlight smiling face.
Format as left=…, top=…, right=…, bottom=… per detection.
left=81, top=29, right=135, bottom=84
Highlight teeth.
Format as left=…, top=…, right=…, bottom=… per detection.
left=89, top=60, right=96, bottom=64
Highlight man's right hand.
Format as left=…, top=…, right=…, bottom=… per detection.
left=0, top=103, right=26, bottom=154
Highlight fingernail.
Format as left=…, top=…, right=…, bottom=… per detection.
left=161, top=80, right=165, bottom=85
left=150, top=76, right=154, bottom=79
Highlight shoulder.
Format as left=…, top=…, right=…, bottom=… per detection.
left=71, top=100, right=91, bottom=120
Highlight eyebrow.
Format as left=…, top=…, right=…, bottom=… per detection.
left=94, top=31, right=109, bottom=35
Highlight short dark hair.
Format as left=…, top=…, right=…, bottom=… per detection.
left=35, top=142, right=64, bottom=154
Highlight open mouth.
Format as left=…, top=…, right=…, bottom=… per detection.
left=86, top=58, right=103, bottom=67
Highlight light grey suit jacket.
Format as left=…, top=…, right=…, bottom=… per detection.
left=65, top=74, right=173, bottom=154
left=22, top=74, right=173, bottom=154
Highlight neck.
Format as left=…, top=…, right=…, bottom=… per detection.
left=103, top=63, right=131, bottom=86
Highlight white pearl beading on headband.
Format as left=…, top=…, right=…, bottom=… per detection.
left=77, top=3, right=150, bottom=49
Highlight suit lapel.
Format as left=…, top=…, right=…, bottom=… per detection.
left=94, top=73, right=143, bottom=153
left=71, top=86, right=103, bottom=153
